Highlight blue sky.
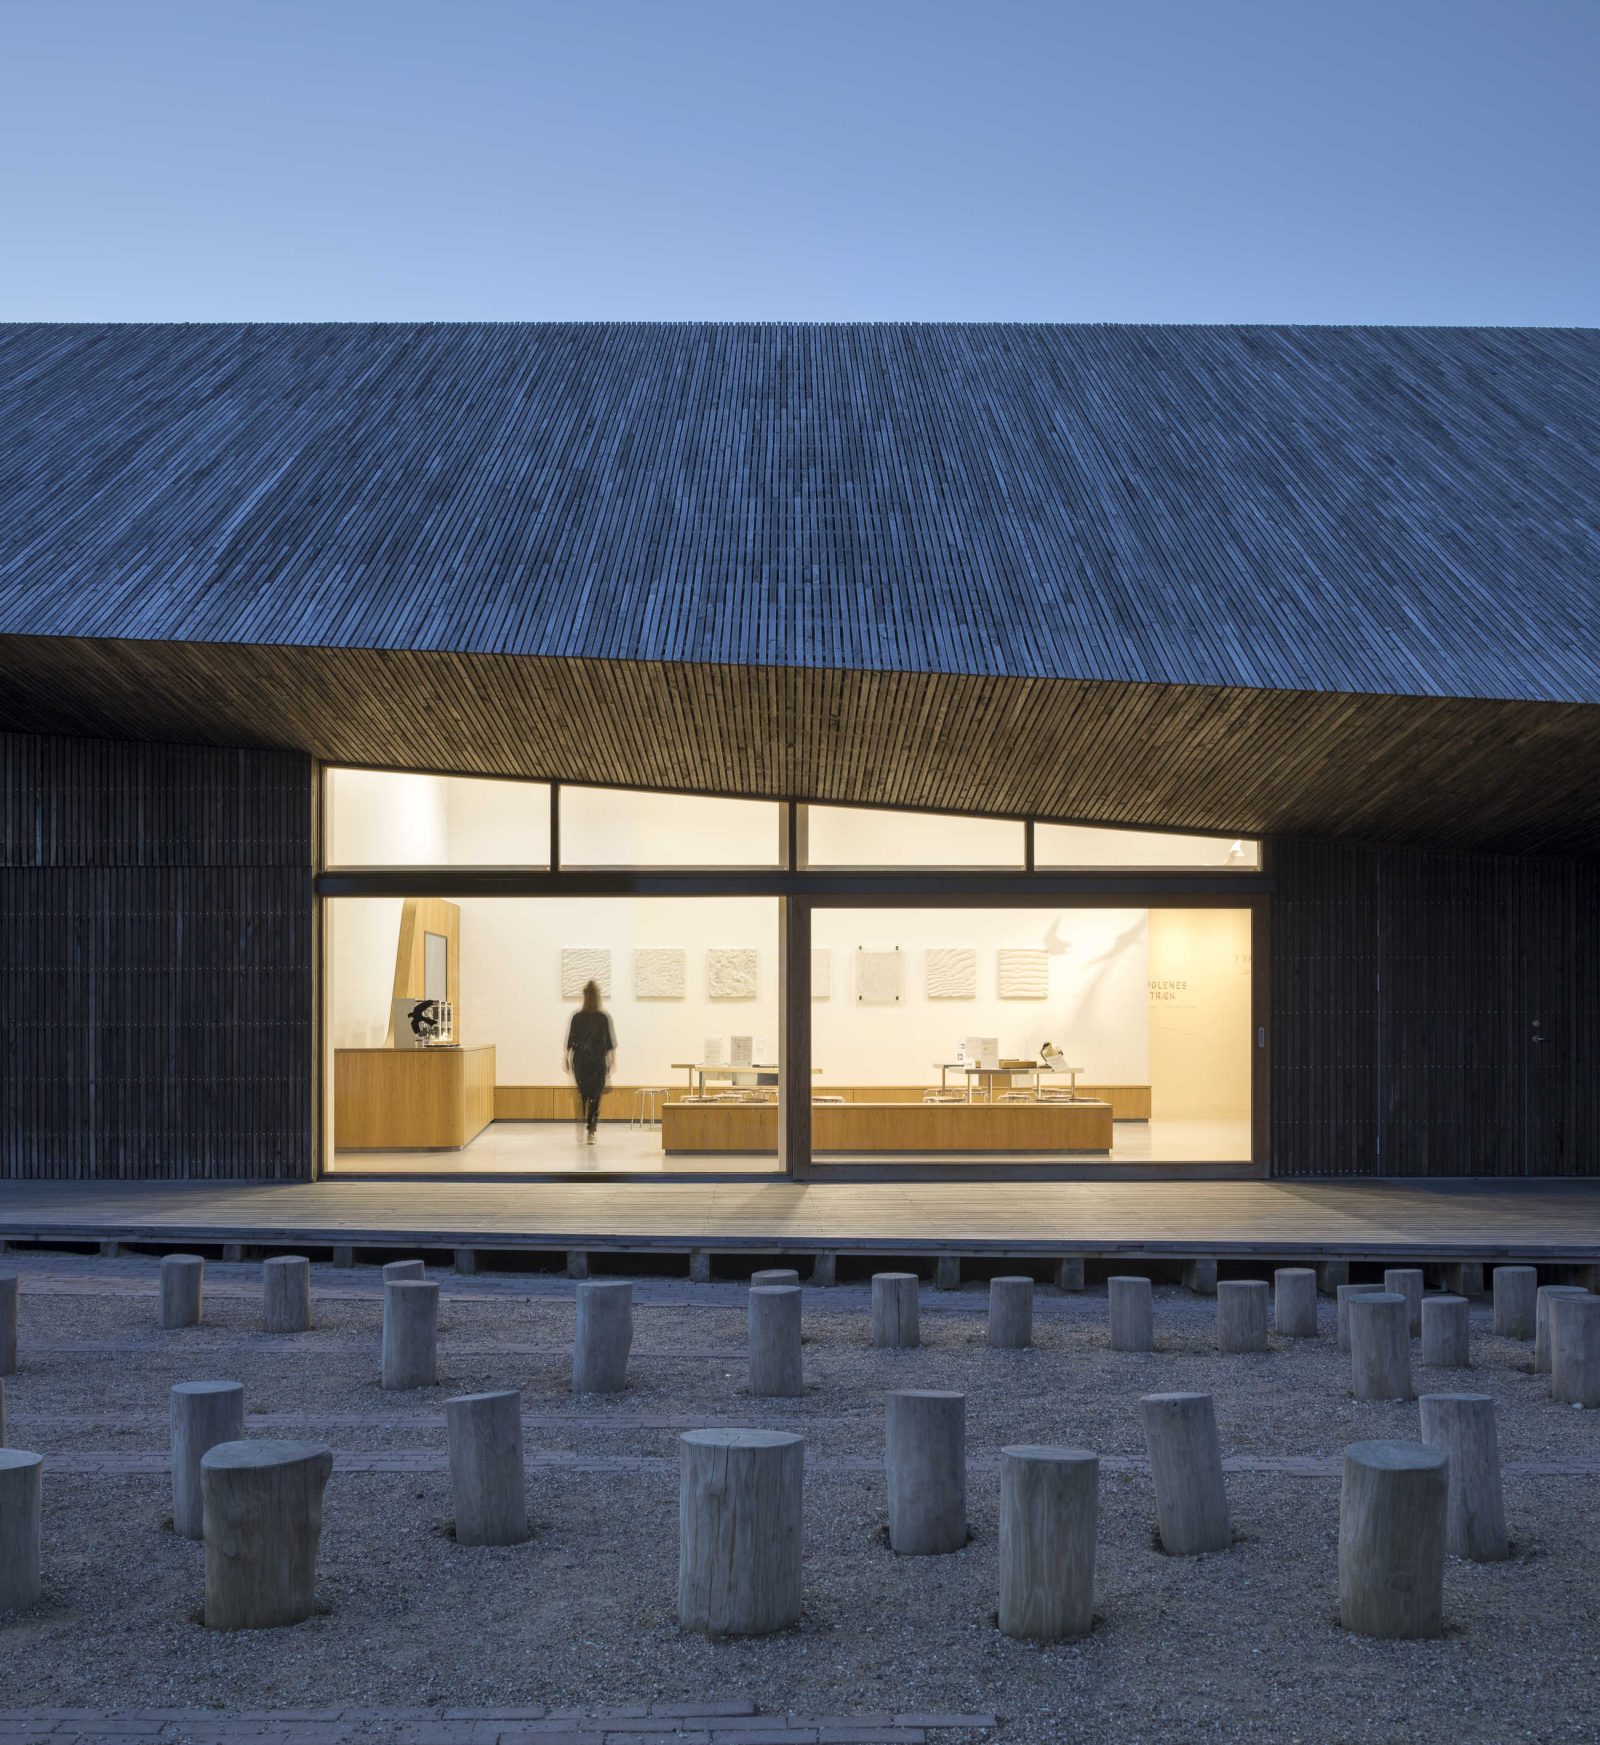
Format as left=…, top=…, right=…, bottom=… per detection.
left=4, top=0, right=1596, bottom=322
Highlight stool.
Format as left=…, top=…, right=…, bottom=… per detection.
left=632, top=1088, right=668, bottom=1128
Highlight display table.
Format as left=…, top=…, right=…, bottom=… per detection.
left=335, top=1045, right=496, bottom=1149
left=661, top=1098, right=1114, bottom=1156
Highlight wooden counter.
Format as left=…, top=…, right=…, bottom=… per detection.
left=661, top=1099, right=1114, bottom=1156
left=335, top=1045, right=496, bottom=1150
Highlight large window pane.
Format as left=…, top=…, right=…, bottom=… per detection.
left=560, top=786, right=782, bottom=867
left=326, top=767, right=550, bottom=867
left=1034, top=823, right=1258, bottom=869
left=805, top=805, right=1024, bottom=868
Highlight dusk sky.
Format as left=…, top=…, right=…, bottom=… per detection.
left=5, top=0, right=1597, bottom=324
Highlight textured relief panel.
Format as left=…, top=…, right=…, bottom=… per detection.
left=812, top=948, right=832, bottom=1000
left=706, top=947, right=758, bottom=999
left=924, top=947, right=977, bottom=999
left=634, top=947, right=686, bottom=999
left=561, top=947, right=612, bottom=1000
left=856, top=947, right=906, bottom=1005
left=998, top=948, right=1049, bottom=999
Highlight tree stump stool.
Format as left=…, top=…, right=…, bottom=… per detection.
left=1136, top=1391, right=1231, bottom=1554
left=1550, top=1294, right=1600, bottom=1408
left=1274, top=1269, right=1318, bottom=1338
left=447, top=1389, right=529, bottom=1546
left=987, top=1277, right=1034, bottom=1349
left=573, top=1280, right=634, bottom=1393
left=1107, top=1276, right=1153, bottom=1352
left=1534, top=1285, right=1589, bottom=1375
left=382, top=1259, right=426, bottom=1284
left=1338, top=1440, right=1447, bottom=1639
left=1336, top=1284, right=1385, bottom=1353
left=1492, top=1265, right=1537, bottom=1338
left=751, top=1268, right=800, bottom=1289
left=998, top=1446, right=1097, bottom=1641
left=1383, top=1269, right=1424, bottom=1337
left=262, top=1257, right=311, bottom=1334
left=677, top=1429, right=803, bottom=1636
left=158, top=1255, right=205, bottom=1330
left=170, top=1380, right=245, bottom=1541
left=1349, top=1292, right=1413, bottom=1400
left=201, top=1440, right=332, bottom=1629
left=748, top=1285, right=804, bottom=1397
left=1217, top=1280, right=1269, bottom=1353
left=886, top=1390, right=966, bottom=1554
left=1418, top=1392, right=1507, bottom=1561
left=1420, top=1295, right=1470, bottom=1368
left=871, top=1273, right=920, bottom=1349
left=0, top=1274, right=17, bottom=1376
left=381, top=1280, right=439, bottom=1389
left=0, top=1448, right=42, bottom=1611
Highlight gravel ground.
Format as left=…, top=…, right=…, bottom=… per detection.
left=2, top=1254, right=1598, bottom=1743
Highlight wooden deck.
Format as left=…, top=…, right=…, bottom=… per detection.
left=2, top=1176, right=1598, bottom=1263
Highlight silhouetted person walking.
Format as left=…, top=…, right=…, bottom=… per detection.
left=565, top=979, right=616, bottom=1145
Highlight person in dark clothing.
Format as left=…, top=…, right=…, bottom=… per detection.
left=564, top=979, right=616, bottom=1144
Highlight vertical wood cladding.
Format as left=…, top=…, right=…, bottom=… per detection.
left=0, top=732, right=312, bottom=1180
left=1271, top=839, right=1598, bottom=1178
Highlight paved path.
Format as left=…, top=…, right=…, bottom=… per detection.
left=0, top=1705, right=995, bottom=1743
left=5, top=1175, right=1599, bottom=1260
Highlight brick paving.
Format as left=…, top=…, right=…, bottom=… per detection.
left=0, top=1706, right=996, bottom=1744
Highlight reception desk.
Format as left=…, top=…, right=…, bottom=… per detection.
left=662, top=1098, right=1114, bottom=1155
left=335, top=1045, right=496, bottom=1149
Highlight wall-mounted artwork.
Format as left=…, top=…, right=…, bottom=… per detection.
left=706, top=947, right=758, bottom=1000
left=812, top=948, right=832, bottom=1000
left=998, top=948, right=1049, bottom=999
left=634, top=947, right=687, bottom=1000
left=924, top=947, right=977, bottom=999
left=856, top=947, right=905, bottom=1005
left=561, top=947, right=612, bottom=1000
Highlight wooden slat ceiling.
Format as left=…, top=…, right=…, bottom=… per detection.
left=1, top=636, right=1598, bottom=855
left=1, top=321, right=1597, bottom=852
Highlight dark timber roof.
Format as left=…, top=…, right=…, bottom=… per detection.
left=1, top=322, right=1598, bottom=852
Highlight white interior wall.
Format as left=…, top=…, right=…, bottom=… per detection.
left=329, top=897, right=407, bottom=1048
left=560, top=788, right=782, bottom=866
left=1036, top=824, right=1258, bottom=868
left=327, top=768, right=549, bottom=866
left=810, top=907, right=1149, bottom=1084
left=1149, top=907, right=1254, bottom=1116
left=459, top=896, right=781, bottom=1084
left=806, top=806, right=1024, bottom=867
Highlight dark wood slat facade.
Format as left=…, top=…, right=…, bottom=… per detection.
left=0, top=733, right=313, bottom=1181
left=1270, top=840, right=1600, bottom=1177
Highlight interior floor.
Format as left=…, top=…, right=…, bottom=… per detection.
left=326, top=1115, right=1253, bottom=1176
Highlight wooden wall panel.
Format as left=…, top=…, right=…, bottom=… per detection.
left=1270, top=839, right=1597, bottom=1178
left=0, top=732, right=313, bottom=1180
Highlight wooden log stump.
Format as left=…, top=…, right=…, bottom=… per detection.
left=170, top=1380, right=245, bottom=1541
left=1418, top=1392, right=1508, bottom=1561
left=1337, top=1284, right=1385, bottom=1353
left=381, top=1280, right=439, bottom=1390
left=1136, top=1390, right=1230, bottom=1553
left=202, top=1440, right=331, bottom=1629
left=997, top=1446, right=1097, bottom=1641
left=573, top=1279, right=634, bottom=1393
left=0, top=1273, right=17, bottom=1375
left=262, top=1256, right=311, bottom=1334
left=1549, top=1294, right=1600, bottom=1408
left=886, top=1390, right=966, bottom=1554
left=871, top=1273, right=920, bottom=1349
left=446, top=1389, right=529, bottom=1546
left=1443, top=1262, right=1485, bottom=1298
left=158, top=1255, right=205, bottom=1330
left=1350, top=1293, right=1414, bottom=1400
left=1420, top=1295, right=1470, bottom=1368
left=0, top=1376, right=6, bottom=1446
left=1316, top=1260, right=1351, bottom=1294
left=1107, top=1276, right=1153, bottom=1352
left=748, top=1286, right=803, bottom=1398
left=1492, top=1265, right=1537, bottom=1338
left=1337, top=1440, right=1447, bottom=1638
left=1217, top=1280, right=1269, bottom=1353
left=1054, top=1257, right=1085, bottom=1292
left=382, top=1259, right=425, bottom=1284
left=1181, top=1260, right=1217, bottom=1296
left=751, top=1268, right=800, bottom=1289
left=0, top=1448, right=42, bottom=1611
left=1534, top=1285, right=1589, bottom=1375
left=1383, top=1269, right=1424, bottom=1337
left=677, top=1429, right=803, bottom=1636
left=987, top=1277, right=1034, bottom=1349
left=1274, top=1268, right=1318, bottom=1338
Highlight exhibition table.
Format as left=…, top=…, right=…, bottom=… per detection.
left=661, top=1098, right=1115, bottom=1155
